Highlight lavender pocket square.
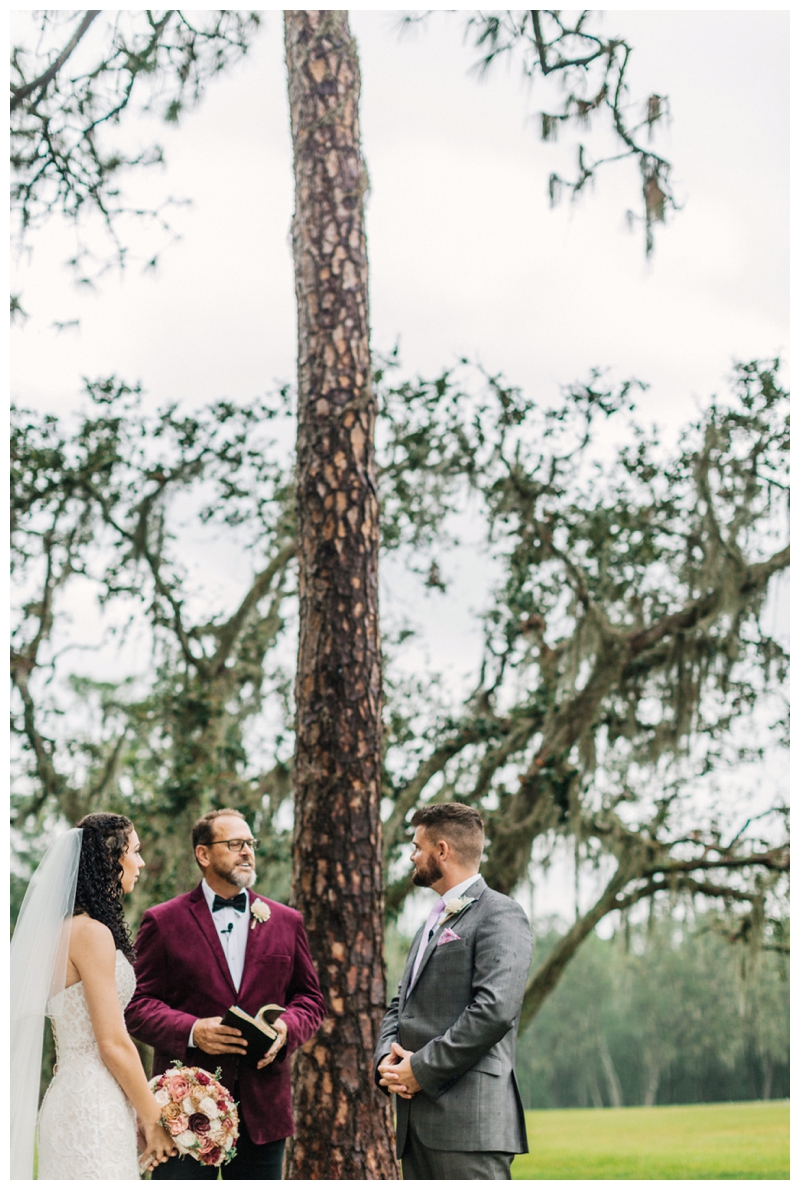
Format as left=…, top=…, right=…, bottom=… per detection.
left=438, top=927, right=461, bottom=946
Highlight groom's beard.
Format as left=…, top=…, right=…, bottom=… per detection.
left=412, top=854, right=443, bottom=888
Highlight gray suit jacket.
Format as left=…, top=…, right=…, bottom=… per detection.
left=374, top=877, right=533, bottom=1155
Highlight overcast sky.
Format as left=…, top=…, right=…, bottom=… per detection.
left=12, top=8, right=789, bottom=416
left=10, top=8, right=789, bottom=927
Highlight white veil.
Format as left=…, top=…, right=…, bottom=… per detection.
left=10, top=827, right=83, bottom=1180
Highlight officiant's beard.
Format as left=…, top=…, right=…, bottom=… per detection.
left=208, top=855, right=257, bottom=890
left=227, top=865, right=256, bottom=890
left=412, top=853, right=443, bottom=888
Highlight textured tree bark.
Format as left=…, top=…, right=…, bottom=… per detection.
left=283, top=11, right=398, bottom=1180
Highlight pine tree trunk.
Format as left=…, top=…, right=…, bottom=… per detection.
left=283, top=11, right=398, bottom=1179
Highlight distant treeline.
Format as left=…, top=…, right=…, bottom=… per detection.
left=514, top=912, right=789, bottom=1109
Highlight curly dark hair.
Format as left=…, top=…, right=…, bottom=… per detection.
left=74, top=813, right=136, bottom=963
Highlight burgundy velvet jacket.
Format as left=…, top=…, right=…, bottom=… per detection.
left=125, top=884, right=326, bottom=1146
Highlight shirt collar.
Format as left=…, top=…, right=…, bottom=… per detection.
left=439, top=873, right=481, bottom=904
left=201, top=879, right=251, bottom=917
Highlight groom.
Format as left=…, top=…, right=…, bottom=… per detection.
left=126, top=808, right=325, bottom=1180
left=375, top=803, right=533, bottom=1180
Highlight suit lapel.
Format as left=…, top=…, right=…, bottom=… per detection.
left=404, top=879, right=487, bottom=1003
left=188, top=884, right=238, bottom=1000
left=241, top=889, right=257, bottom=969
left=400, top=925, right=426, bottom=1008
left=238, top=890, right=269, bottom=1000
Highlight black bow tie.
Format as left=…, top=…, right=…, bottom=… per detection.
left=212, top=892, right=247, bottom=913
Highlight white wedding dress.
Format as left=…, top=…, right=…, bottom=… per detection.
left=37, top=950, right=140, bottom=1180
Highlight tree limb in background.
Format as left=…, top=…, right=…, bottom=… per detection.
left=10, top=7, right=675, bottom=292
left=378, top=355, right=788, bottom=983
left=10, top=10, right=262, bottom=281
left=464, top=10, right=676, bottom=253
left=10, top=380, right=296, bottom=904
left=10, top=10, right=101, bottom=112
left=11, top=356, right=789, bottom=1034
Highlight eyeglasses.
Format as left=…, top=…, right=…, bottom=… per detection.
left=208, top=838, right=259, bottom=852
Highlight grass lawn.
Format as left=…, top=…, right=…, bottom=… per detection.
left=511, top=1100, right=789, bottom=1180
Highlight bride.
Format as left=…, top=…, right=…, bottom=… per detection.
left=11, top=813, right=177, bottom=1179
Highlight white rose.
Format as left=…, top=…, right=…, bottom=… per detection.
left=198, top=1096, right=220, bottom=1119
left=224, top=1134, right=234, bottom=1150
left=173, top=1130, right=197, bottom=1155
left=154, top=1088, right=171, bottom=1107
left=182, top=1096, right=195, bottom=1115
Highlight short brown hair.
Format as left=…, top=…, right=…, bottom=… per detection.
left=410, top=802, right=485, bottom=868
left=192, top=807, right=248, bottom=860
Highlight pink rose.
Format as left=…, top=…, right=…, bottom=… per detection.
left=168, top=1115, right=189, bottom=1136
left=168, top=1075, right=191, bottom=1100
left=199, top=1134, right=224, bottom=1163
left=220, top=1116, right=235, bottom=1132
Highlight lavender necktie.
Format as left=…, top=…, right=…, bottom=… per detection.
left=410, top=897, right=445, bottom=987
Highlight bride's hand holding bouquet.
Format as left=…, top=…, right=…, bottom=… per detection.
left=147, top=1063, right=239, bottom=1168
left=137, top=1110, right=178, bottom=1173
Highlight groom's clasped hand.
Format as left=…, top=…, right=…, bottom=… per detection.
left=373, top=803, right=533, bottom=1181
left=15, top=797, right=531, bottom=1183
left=377, top=1041, right=420, bottom=1099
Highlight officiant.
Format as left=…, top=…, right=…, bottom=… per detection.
left=126, top=808, right=326, bottom=1180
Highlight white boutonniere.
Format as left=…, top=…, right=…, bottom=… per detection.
left=250, top=900, right=271, bottom=930
left=442, top=895, right=475, bottom=923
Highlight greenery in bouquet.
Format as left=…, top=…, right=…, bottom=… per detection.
left=150, top=1062, right=238, bottom=1167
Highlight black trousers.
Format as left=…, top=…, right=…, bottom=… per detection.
left=152, top=1109, right=285, bottom=1181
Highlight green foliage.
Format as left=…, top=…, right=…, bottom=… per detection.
left=10, top=358, right=789, bottom=1007
left=11, top=380, right=295, bottom=913
left=10, top=10, right=262, bottom=278
left=10, top=8, right=787, bottom=1105
left=516, top=911, right=789, bottom=1110
left=10, top=9, right=674, bottom=290
left=377, top=358, right=788, bottom=914
left=462, top=10, right=675, bottom=254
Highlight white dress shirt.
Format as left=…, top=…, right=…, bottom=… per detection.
left=438, top=873, right=482, bottom=908
left=201, top=878, right=251, bottom=991
left=409, top=873, right=482, bottom=988
left=187, top=880, right=251, bottom=1049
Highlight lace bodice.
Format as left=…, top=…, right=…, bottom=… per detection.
left=48, top=949, right=137, bottom=1065
left=37, top=949, right=140, bottom=1179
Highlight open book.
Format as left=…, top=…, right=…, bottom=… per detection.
left=221, top=1003, right=287, bottom=1068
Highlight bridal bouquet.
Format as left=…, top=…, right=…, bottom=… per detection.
left=149, top=1062, right=239, bottom=1167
